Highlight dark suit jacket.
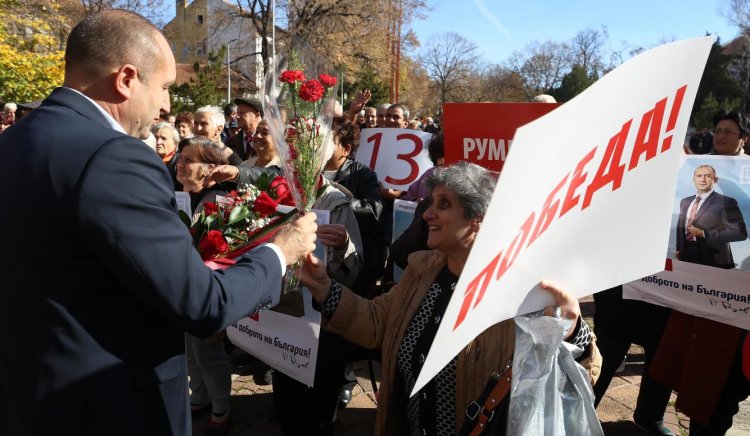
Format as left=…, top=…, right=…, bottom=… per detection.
left=227, top=130, right=255, bottom=161
left=0, top=88, right=282, bottom=435
left=676, top=191, right=748, bottom=268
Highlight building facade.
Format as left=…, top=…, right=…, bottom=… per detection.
left=165, top=0, right=265, bottom=97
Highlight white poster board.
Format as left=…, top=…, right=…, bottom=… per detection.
left=355, top=128, right=433, bottom=190
left=411, top=36, right=715, bottom=395
left=175, top=191, right=191, bottom=216
left=623, top=155, right=750, bottom=329
left=227, top=209, right=330, bottom=386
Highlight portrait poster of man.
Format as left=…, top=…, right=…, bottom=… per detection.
left=669, top=155, right=750, bottom=270
left=624, top=155, right=750, bottom=330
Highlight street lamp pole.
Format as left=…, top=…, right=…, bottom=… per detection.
left=227, top=42, right=231, bottom=103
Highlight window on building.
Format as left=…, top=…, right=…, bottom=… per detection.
left=197, top=15, right=204, bottom=25
left=170, top=42, right=176, bottom=54
left=183, top=42, right=190, bottom=55
left=196, top=41, right=206, bottom=56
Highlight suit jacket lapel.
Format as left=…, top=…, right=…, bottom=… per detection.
left=694, top=191, right=717, bottom=223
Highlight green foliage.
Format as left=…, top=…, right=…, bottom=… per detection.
left=551, top=64, right=596, bottom=102
left=342, top=68, right=390, bottom=107
left=692, top=92, right=742, bottom=129
left=691, top=39, right=744, bottom=126
left=169, top=46, right=227, bottom=113
left=0, top=1, right=65, bottom=103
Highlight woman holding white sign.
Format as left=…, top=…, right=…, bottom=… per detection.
left=299, top=161, right=600, bottom=435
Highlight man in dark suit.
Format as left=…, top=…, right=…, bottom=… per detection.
left=676, top=164, right=748, bottom=269
left=0, top=10, right=317, bottom=436
left=227, top=97, right=263, bottom=161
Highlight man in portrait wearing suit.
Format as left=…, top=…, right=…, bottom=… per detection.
left=0, top=10, right=317, bottom=436
left=676, top=164, right=748, bottom=269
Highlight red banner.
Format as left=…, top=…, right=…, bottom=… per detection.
left=443, top=102, right=560, bottom=171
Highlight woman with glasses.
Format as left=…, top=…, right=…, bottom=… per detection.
left=650, top=110, right=750, bottom=435
left=710, top=111, right=749, bottom=155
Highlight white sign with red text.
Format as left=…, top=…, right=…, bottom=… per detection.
left=355, top=128, right=434, bottom=190
left=226, top=209, right=329, bottom=387
left=411, top=36, right=715, bottom=395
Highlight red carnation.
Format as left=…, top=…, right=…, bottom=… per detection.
left=269, top=176, right=293, bottom=205
left=253, top=191, right=278, bottom=218
left=203, top=201, right=218, bottom=216
left=298, top=79, right=325, bottom=102
left=280, top=70, right=306, bottom=84
left=198, top=230, right=229, bottom=259
left=318, top=74, right=337, bottom=88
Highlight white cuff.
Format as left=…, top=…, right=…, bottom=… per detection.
left=263, top=242, right=287, bottom=276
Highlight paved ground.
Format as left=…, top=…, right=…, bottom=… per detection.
left=192, top=297, right=750, bottom=435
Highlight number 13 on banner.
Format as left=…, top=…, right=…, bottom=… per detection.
left=355, top=128, right=434, bottom=190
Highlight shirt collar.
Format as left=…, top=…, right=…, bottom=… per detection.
left=64, top=86, right=127, bottom=134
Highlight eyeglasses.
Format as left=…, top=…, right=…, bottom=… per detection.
left=712, top=128, right=741, bottom=136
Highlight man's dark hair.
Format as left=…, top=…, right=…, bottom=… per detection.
left=712, top=109, right=749, bottom=135
left=332, top=116, right=361, bottom=157
left=65, top=9, right=162, bottom=82
left=223, top=103, right=237, bottom=117
left=428, top=132, right=444, bottom=165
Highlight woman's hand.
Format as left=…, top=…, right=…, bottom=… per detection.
left=316, top=224, right=349, bottom=250
left=540, top=280, right=580, bottom=338
left=299, top=253, right=333, bottom=305
left=206, top=165, right=239, bottom=186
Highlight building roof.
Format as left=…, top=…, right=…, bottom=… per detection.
left=173, top=63, right=258, bottom=94
left=722, top=35, right=749, bottom=56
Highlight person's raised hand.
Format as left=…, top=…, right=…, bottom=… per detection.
left=206, top=165, right=239, bottom=187
left=316, top=223, right=349, bottom=249
left=540, top=280, right=580, bottom=338
left=349, top=89, right=372, bottom=114
left=271, top=211, right=318, bottom=266
left=299, top=253, right=332, bottom=304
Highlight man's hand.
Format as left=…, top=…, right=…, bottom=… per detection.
left=207, top=165, right=240, bottom=186
left=299, top=253, right=332, bottom=305
left=687, top=225, right=705, bottom=238
left=540, top=280, right=580, bottom=338
left=316, top=223, right=349, bottom=249
left=271, top=212, right=318, bottom=265
left=348, top=89, right=371, bottom=115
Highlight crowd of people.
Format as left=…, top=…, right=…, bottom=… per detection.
left=2, top=8, right=750, bottom=436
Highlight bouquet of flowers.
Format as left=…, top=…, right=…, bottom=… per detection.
left=262, top=47, right=339, bottom=289
left=263, top=49, right=338, bottom=211
left=180, top=175, right=296, bottom=266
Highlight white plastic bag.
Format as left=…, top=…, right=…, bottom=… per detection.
left=507, top=316, right=603, bottom=436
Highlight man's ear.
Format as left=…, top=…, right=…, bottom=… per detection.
left=114, top=64, right=139, bottom=99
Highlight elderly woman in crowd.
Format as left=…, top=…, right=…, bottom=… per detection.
left=244, top=119, right=282, bottom=168
left=175, top=136, right=233, bottom=432
left=175, top=112, right=194, bottom=140
left=152, top=121, right=180, bottom=183
left=299, top=161, right=599, bottom=435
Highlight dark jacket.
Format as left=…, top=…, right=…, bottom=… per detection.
left=0, top=87, right=282, bottom=436
left=328, top=159, right=387, bottom=292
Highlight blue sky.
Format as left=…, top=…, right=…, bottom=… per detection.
left=164, top=0, right=739, bottom=64
left=409, top=0, right=738, bottom=63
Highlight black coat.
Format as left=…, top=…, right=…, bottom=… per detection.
left=0, top=87, right=282, bottom=435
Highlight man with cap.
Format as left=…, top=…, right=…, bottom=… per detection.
left=228, top=97, right=263, bottom=161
